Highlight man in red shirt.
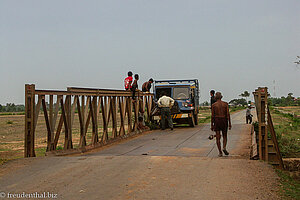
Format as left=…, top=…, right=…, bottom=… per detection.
left=124, top=71, right=133, bottom=91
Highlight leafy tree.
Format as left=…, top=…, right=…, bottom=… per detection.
left=239, top=91, right=250, bottom=103
left=229, top=98, right=247, bottom=106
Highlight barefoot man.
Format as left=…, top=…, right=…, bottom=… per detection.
left=211, top=92, right=231, bottom=157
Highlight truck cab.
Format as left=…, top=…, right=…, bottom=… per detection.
left=152, top=79, right=199, bottom=127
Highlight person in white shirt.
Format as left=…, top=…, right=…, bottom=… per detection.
left=157, top=93, right=175, bottom=130
left=246, top=106, right=252, bottom=124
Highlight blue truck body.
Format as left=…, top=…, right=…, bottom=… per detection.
left=152, top=79, right=200, bottom=126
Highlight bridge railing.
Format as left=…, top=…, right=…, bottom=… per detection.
left=252, top=87, right=283, bottom=169
left=24, top=84, right=154, bottom=157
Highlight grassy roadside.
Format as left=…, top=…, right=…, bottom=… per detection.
left=268, top=106, right=300, bottom=199
left=270, top=107, right=300, bottom=158
left=0, top=147, right=47, bottom=165
left=276, top=169, right=300, bottom=200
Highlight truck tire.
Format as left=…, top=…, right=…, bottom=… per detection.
left=189, top=114, right=195, bottom=127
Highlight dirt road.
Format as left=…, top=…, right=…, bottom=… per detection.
left=0, top=110, right=280, bottom=199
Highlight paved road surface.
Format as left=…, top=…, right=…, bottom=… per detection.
left=90, top=109, right=251, bottom=158
left=0, top=110, right=279, bottom=200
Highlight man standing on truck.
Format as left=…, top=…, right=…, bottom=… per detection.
left=142, top=78, right=154, bottom=93
left=158, top=93, right=175, bottom=130
left=211, top=92, right=231, bottom=157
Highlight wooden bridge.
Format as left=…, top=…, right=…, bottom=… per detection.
left=24, top=85, right=283, bottom=169
left=24, top=84, right=154, bottom=157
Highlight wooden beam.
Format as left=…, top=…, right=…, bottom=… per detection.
left=118, top=97, right=126, bottom=136
left=54, top=114, right=63, bottom=149
left=90, top=96, right=99, bottom=145
left=127, top=97, right=132, bottom=134
left=101, top=97, right=109, bottom=142
left=257, top=90, right=263, bottom=160
left=66, top=95, right=73, bottom=149
left=61, top=97, right=69, bottom=150
left=267, top=106, right=284, bottom=169
left=24, top=84, right=36, bottom=157
left=33, top=96, right=42, bottom=133
left=77, top=96, right=85, bottom=148
left=70, top=96, right=78, bottom=128
left=42, top=96, right=53, bottom=151
left=111, top=97, right=117, bottom=138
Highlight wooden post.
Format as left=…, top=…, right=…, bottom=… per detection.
left=42, top=95, right=53, bottom=151
left=257, top=89, right=263, bottom=160
left=127, top=97, right=132, bottom=134
left=66, top=95, right=73, bottom=149
left=118, top=97, right=126, bottom=136
left=25, top=84, right=36, bottom=157
left=91, top=96, right=99, bottom=145
left=263, top=88, right=268, bottom=161
left=254, top=87, right=269, bottom=161
left=111, top=96, right=117, bottom=138
left=53, top=95, right=63, bottom=149
left=78, top=96, right=86, bottom=148
left=101, top=96, right=109, bottom=142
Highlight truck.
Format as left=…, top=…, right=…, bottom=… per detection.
left=151, top=79, right=200, bottom=127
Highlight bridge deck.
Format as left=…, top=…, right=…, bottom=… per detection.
left=90, top=110, right=247, bottom=158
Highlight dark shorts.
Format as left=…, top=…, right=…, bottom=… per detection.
left=214, top=118, right=228, bottom=132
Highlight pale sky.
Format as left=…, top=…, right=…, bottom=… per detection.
left=1, top=0, right=299, bottom=104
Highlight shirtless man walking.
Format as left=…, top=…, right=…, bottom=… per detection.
left=211, top=92, right=232, bottom=157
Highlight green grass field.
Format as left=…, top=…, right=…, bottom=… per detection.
left=270, top=107, right=300, bottom=158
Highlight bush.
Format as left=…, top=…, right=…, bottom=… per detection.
left=276, top=132, right=300, bottom=158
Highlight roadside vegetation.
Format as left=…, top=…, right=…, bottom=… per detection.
left=268, top=104, right=300, bottom=200
left=269, top=107, right=300, bottom=158
left=0, top=103, right=25, bottom=112
left=276, top=169, right=300, bottom=200
left=268, top=93, right=300, bottom=107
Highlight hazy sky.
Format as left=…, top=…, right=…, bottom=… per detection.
left=1, top=0, right=299, bottom=104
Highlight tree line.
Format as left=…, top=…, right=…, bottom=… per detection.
left=268, top=93, right=300, bottom=106
left=0, top=103, right=25, bottom=112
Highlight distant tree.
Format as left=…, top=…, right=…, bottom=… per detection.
left=239, top=91, right=250, bottom=103
left=229, top=98, right=247, bottom=106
